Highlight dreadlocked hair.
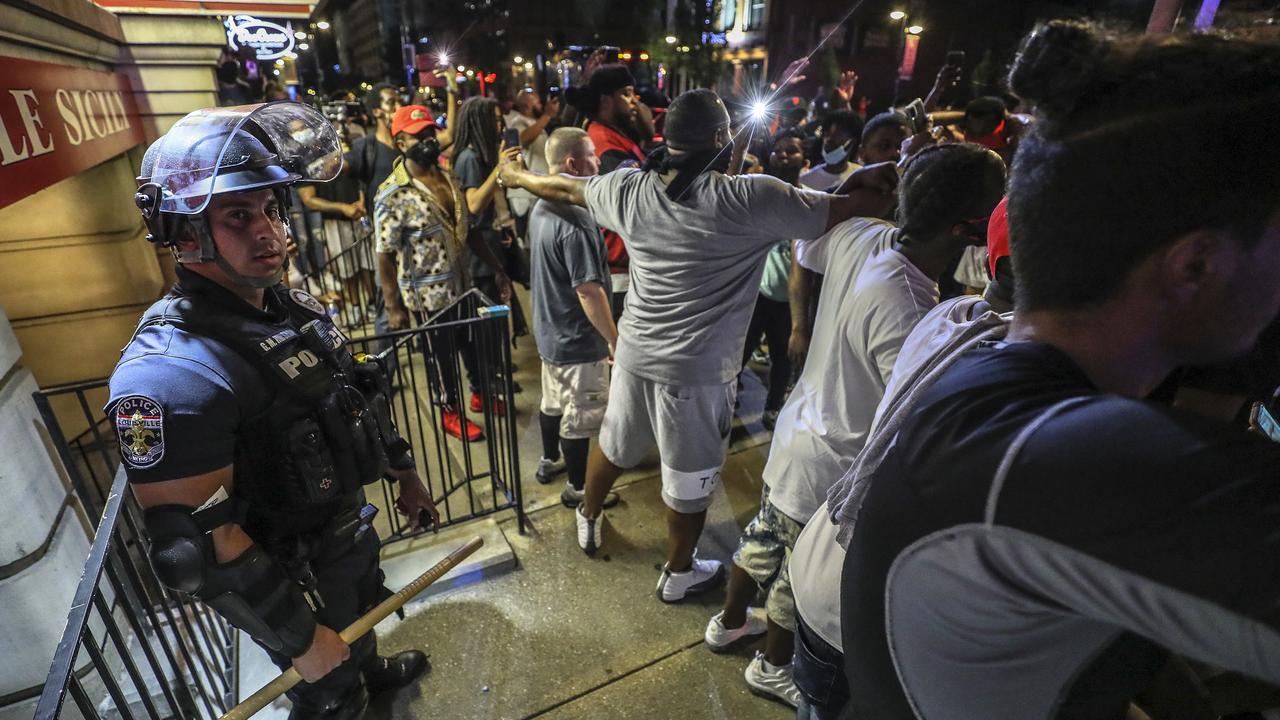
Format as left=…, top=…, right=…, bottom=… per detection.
left=896, top=143, right=1007, bottom=243
left=1006, top=20, right=1280, bottom=312
left=453, top=96, right=500, bottom=171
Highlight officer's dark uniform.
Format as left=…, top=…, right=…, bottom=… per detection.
left=108, top=265, right=416, bottom=716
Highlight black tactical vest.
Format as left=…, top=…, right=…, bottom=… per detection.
left=134, top=281, right=402, bottom=539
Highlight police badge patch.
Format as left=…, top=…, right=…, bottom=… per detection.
left=288, top=288, right=327, bottom=316
left=115, top=395, right=165, bottom=468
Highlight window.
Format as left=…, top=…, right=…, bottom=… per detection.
left=745, top=0, right=766, bottom=30
left=718, top=0, right=737, bottom=31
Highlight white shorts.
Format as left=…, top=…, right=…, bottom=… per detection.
left=323, top=219, right=374, bottom=280
left=598, top=365, right=737, bottom=513
left=540, top=359, right=610, bottom=440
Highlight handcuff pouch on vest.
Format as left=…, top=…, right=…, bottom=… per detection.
left=144, top=503, right=317, bottom=657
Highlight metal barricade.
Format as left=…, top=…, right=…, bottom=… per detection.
left=348, top=288, right=527, bottom=540
left=293, top=217, right=381, bottom=334
left=32, top=388, right=238, bottom=720
left=33, top=285, right=525, bottom=717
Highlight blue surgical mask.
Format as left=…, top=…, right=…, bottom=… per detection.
left=822, top=143, right=850, bottom=166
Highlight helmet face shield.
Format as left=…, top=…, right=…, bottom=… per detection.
left=140, top=101, right=342, bottom=215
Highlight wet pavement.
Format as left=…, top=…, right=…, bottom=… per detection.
left=369, top=288, right=792, bottom=719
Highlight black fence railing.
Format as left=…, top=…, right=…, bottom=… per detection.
left=290, top=215, right=381, bottom=335
left=32, top=389, right=238, bottom=720
left=34, top=282, right=526, bottom=718
left=349, top=288, right=527, bottom=539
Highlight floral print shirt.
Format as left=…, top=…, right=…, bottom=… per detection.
left=373, top=157, right=469, bottom=314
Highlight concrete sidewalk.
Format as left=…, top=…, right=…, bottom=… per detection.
left=367, top=443, right=794, bottom=720
left=366, top=302, right=794, bottom=719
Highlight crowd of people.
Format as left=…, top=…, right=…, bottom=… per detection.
left=126, top=17, right=1280, bottom=720
left=493, top=19, right=1280, bottom=720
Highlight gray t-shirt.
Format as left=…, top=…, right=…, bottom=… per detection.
left=453, top=147, right=503, bottom=280
left=584, top=168, right=831, bottom=386
left=529, top=198, right=612, bottom=365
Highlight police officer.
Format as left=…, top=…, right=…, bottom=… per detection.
left=108, top=102, right=436, bottom=719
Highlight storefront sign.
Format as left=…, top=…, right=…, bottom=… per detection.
left=225, top=15, right=296, bottom=61
left=0, top=55, right=144, bottom=210
left=898, top=33, right=921, bottom=80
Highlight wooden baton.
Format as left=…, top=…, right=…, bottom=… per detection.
left=219, top=536, right=484, bottom=720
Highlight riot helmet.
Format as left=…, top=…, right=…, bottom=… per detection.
left=135, top=102, right=342, bottom=287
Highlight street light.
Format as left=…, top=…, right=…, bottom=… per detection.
left=457, top=65, right=466, bottom=72
left=906, top=24, right=923, bottom=34
left=665, top=35, right=677, bottom=44
left=514, top=55, right=523, bottom=64
left=316, top=20, right=330, bottom=30
left=298, top=42, right=309, bottom=50
left=294, top=30, right=306, bottom=39
left=889, top=9, right=906, bottom=20
left=523, top=62, right=533, bottom=70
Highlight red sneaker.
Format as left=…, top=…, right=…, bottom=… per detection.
left=442, top=409, right=484, bottom=441
left=469, top=392, right=507, bottom=415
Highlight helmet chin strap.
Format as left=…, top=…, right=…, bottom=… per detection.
left=177, top=213, right=285, bottom=289
left=213, top=255, right=285, bottom=288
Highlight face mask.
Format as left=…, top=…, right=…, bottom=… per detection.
left=822, top=143, right=850, bottom=166
left=406, top=137, right=441, bottom=168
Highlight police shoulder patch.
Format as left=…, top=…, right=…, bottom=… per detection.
left=288, top=288, right=327, bottom=316
left=115, top=395, right=165, bottom=469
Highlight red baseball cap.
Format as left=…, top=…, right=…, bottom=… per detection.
left=391, top=105, right=437, bottom=137
left=987, top=195, right=1010, bottom=279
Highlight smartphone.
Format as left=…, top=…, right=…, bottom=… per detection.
left=946, top=50, right=966, bottom=71
left=1251, top=402, right=1280, bottom=443
left=903, top=98, right=929, bottom=134
left=503, top=127, right=521, bottom=149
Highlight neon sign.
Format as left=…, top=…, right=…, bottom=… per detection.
left=224, top=15, right=296, bottom=61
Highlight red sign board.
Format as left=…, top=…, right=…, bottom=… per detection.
left=898, top=34, right=921, bottom=81
left=0, top=55, right=145, bottom=210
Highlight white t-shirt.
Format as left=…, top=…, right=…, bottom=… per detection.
left=790, top=295, right=991, bottom=652
left=764, top=218, right=938, bottom=524
left=584, top=168, right=830, bottom=386
left=504, top=112, right=549, bottom=217
left=799, top=162, right=861, bottom=192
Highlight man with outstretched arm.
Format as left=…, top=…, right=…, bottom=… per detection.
left=499, top=88, right=897, bottom=603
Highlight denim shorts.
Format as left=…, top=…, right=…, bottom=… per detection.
left=793, top=615, right=850, bottom=717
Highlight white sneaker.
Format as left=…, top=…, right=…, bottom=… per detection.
left=704, top=608, right=768, bottom=651
left=655, top=556, right=724, bottom=603
left=536, top=456, right=565, bottom=484
left=576, top=506, right=603, bottom=555
left=744, top=652, right=801, bottom=708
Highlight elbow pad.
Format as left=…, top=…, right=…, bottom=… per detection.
left=145, top=504, right=317, bottom=657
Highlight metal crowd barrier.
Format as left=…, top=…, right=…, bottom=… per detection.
left=32, top=282, right=525, bottom=717
left=290, top=215, right=381, bottom=333
left=348, top=288, right=527, bottom=539
left=32, top=390, right=238, bottom=720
